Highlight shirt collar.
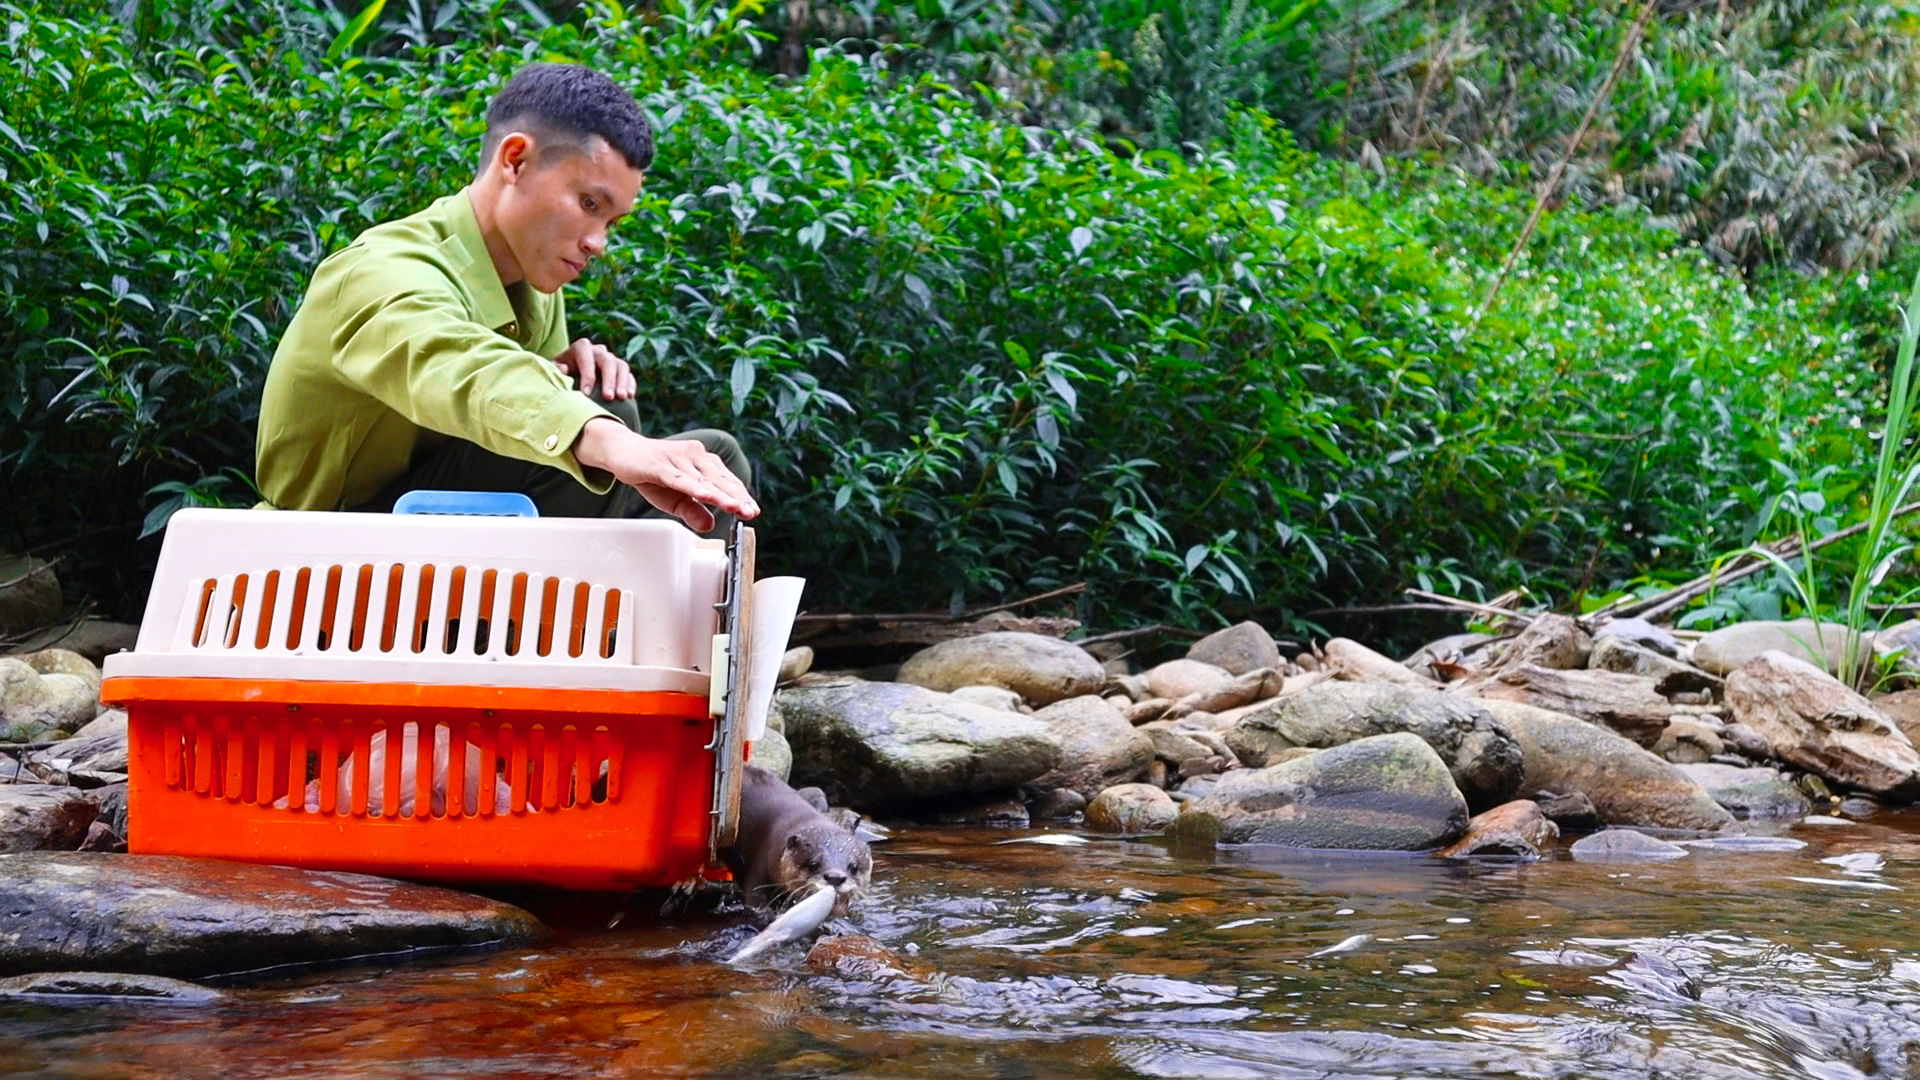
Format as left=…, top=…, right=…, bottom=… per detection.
left=444, top=187, right=518, bottom=332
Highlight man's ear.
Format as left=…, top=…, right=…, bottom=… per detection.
left=495, top=132, right=534, bottom=182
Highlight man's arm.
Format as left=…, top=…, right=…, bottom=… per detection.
left=573, top=417, right=758, bottom=532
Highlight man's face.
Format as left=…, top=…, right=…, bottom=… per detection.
left=496, top=133, right=642, bottom=293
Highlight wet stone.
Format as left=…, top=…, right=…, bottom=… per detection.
left=897, top=632, right=1106, bottom=707
left=0, top=971, right=225, bottom=1004
left=0, top=853, right=546, bottom=979
left=1028, top=787, right=1087, bottom=821
left=1434, top=799, right=1559, bottom=860
left=0, top=786, right=96, bottom=852
left=1084, top=784, right=1179, bottom=835
left=1569, top=829, right=1691, bottom=862
left=1531, top=789, right=1602, bottom=831
left=1675, top=763, right=1811, bottom=819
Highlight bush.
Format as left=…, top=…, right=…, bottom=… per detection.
left=0, top=2, right=1892, bottom=634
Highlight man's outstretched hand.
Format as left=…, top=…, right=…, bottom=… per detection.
left=552, top=337, right=635, bottom=401
left=572, top=418, right=759, bottom=533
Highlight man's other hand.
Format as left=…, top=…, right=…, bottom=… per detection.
left=552, top=337, right=635, bottom=401
left=572, top=418, right=759, bottom=532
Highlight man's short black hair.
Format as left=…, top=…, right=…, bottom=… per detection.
left=482, top=63, right=654, bottom=173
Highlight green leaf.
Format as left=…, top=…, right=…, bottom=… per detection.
left=327, top=0, right=389, bottom=61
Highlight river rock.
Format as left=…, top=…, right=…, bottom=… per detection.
left=1476, top=699, right=1734, bottom=831
left=1569, top=829, right=1690, bottom=862
left=0, top=971, right=225, bottom=1004
left=0, top=556, right=62, bottom=638
left=1589, top=635, right=1719, bottom=694
left=781, top=682, right=1063, bottom=812
left=1404, top=632, right=1499, bottom=673
left=1870, top=688, right=1920, bottom=747
left=896, top=632, right=1105, bottom=707
left=1324, top=638, right=1439, bottom=686
left=1186, top=622, right=1283, bottom=676
left=1724, top=651, right=1920, bottom=800
left=1169, top=733, right=1468, bottom=850
left=82, top=783, right=128, bottom=840
left=950, top=685, right=1026, bottom=712
left=1029, top=787, right=1087, bottom=820
left=1472, top=665, right=1675, bottom=745
left=1140, top=722, right=1214, bottom=768
left=1492, top=613, right=1591, bottom=671
left=1594, top=617, right=1684, bottom=658
left=927, top=792, right=1029, bottom=826
left=1531, top=789, right=1601, bottom=830
left=1025, top=696, right=1153, bottom=801
left=778, top=646, right=814, bottom=683
left=1652, top=719, right=1724, bottom=764
left=1694, top=620, right=1865, bottom=676
left=1085, top=783, right=1179, bottom=834
left=1223, top=681, right=1522, bottom=811
left=30, top=708, right=127, bottom=776
left=0, top=658, right=98, bottom=740
left=4, top=618, right=140, bottom=666
left=1674, top=763, right=1812, bottom=818
left=1434, top=799, right=1559, bottom=859
left=15, top=648, right=100, bottom=693
left=1163, top=668, right=1280, bottom=719
left=0, top=853, right=543, bottom=978
left=750, top=727, right=793, bottom=781
left=1146, top=659, right=1235, bottom=701
left=0, top=786, right=96, bottom=852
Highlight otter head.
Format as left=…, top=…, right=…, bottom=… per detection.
left=776, top=823, right=873, bottom=915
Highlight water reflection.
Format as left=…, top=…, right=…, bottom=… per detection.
left=3, top=813, right=1919, bottom=1078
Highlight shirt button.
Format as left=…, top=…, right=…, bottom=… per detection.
left=543, top=434, right=560, bottom=452
left=504, top=322, right=519, bottom=338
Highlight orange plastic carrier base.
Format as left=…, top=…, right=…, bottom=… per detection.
left=108, top=675, right=719, bottom=892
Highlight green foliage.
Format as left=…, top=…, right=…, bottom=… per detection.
left=0, top=1, right=1894, bottom=634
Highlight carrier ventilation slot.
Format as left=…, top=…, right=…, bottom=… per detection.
left=182, top=564, right=629, bottom=663
left=160, top=715, right=624, bottom=817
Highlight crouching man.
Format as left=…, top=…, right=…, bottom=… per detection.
left=255, top=62, right=755, bottom=535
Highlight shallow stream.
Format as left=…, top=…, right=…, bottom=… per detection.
left=6, top=811, right=1920, bottom=1078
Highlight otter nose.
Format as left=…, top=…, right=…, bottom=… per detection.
left=822, top=870, right=847, bottom=887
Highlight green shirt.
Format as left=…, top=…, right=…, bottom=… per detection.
left=256, top=189, right=613, bottom=510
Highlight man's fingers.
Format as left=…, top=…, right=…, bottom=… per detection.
left=682, top=446, right=758, bottom=518
left=635, top=482, right=716, bottom=533
left=594, top=347, right=628, bottom=401
left=570, top=338, right=598, bottom=396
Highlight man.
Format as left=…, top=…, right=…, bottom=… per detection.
left=255, top=63, right=756, bottom=535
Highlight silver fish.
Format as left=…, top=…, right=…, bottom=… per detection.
left=1307, top=933, right=1373, bottom=958
left=727, top=885, right=838, bottom=966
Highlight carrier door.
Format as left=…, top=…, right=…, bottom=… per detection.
left=707, top=521, right=755, bottom=859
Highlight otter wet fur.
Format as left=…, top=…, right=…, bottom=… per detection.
left=722, top=765, right=872, bottom=916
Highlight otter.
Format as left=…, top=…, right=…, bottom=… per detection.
left=722, top=765, right=872, bottom=915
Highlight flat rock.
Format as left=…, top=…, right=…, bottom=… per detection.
left=1653, top=719, right=1724, bottom=764
left=1026, top=696, right=1154, bottom=801
left=1590, top=636, right=1718, bottom=693
left=0, top=786, right=96, bottom=852
left=1168, top=732, right=1469, bottom=850
left=0, top=970, right=224, bottom=1004
left=1569, top=829, right=1690, bottom=862
left=1472, top=664, right=1675, bottom=746
left=781, top=682, right=1062, bottom=812
left=1084, top=783, right=1179, bottom=834
left=1146, top=659, right=1236, bottom=701
left=1224, top=680, right=1522, bottom=811
left=1186, top=622, right=1283, bottom=676
left=0, top=853, right=544, bottom=978
left=3, top=618, right=140, bottom=666
left=30, top=708, right=127, bottom=776
left=1674, top=763, right=1812, bottom=818
left=1695, top=620, right=1865, bottom=676
left=1724, top=651, right=1920, bottom=800
left=949, top=685, right=1026, bottom=712
left=1435, top=799, right=1558, bottom=859
left=897, top=632, right=1106, bottom=707
left=1477, top=699, right=1734, bottom=832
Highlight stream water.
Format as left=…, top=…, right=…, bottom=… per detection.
left=4, top=811, right=1919, bottom=1078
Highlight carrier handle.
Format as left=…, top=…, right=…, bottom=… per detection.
left=707, top=520, right=754, bottom=862
left=392, top=490, right=540, bottom=517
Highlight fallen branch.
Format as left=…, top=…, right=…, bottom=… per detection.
left=1074, top=624, right=1210, bottom=647
left=1402, top=589, right=1540, bottom=627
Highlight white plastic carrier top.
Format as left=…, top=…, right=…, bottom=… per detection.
left=101, top=508, right=727, bottom=695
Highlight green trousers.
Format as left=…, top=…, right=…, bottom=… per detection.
left=362, top=386, right=753, bottom=538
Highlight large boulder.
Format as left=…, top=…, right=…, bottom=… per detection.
left=1186, top=622, right=1283, bottom=676
left=1674, top=763, right=1812, bottom=818
left=0, top=657, right=98, bottom=741
left=0, top=555, right=62, bottom=638
left=1471, top=665, right=1676, bottom=745
left=1589, top=636, right=1719, bottom=694
left=30, top=708, right=127, bottom=776
left=896, top=632, right=1105, bottom=707
left=1724, top=651, right=1920, bottom=800
left=1223, top=681, right=1522, bottom=811
left=1025, top=696, right=1154, bottom=801
left=1476, top=699, right=1734, bottom=832
left=0, top=853, right=544, bottom=978
left=0, top=786, right=97, bottom=852
left=780, top=682, right=1062, bottom=812
left=1168, top=733, right=1469, bottom=850
left=1694, top=620, right=1865, bottom=676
